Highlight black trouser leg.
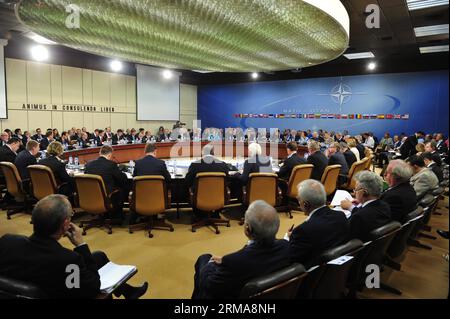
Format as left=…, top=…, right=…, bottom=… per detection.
left=192, top=254, right=212, bottom=299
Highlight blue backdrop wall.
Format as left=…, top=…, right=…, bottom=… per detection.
left=197, top=71, right=449, bottom=138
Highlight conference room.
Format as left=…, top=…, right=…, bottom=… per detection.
left=0, top=0, right=448, bottom=306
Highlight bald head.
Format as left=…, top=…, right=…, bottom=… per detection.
left=297, top=180, right=327, bottom=213
left=32, top=195, right=72, bottom=237
left=244, top=200, right=280, bottom=243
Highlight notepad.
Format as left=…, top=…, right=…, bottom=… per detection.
left=327, top=255, right=353, bottom=265
left=330, top=190, right=354, bottom=207
left=98, top=262, right=137, bottom=294
left=332, top=206, right=352, bottom=219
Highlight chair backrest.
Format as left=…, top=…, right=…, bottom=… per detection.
left=131, top=176, right=168, bottom=216
left=320, top=165, right=341, bottom=196
left=365, top=221, right=402, bottom=267
left=286, top=164, right=314, bottom=198
left=74, top=174, right=110, bottom=214
left=0, top=162, right=23, bottom=199
left=239, top=264, right=307, bottom=299
left=365, top=154, right=375, bottom=170
left=246, top=173, right=279, bottom=206
left=0, top=275, right=48, bottom=299
left=346, top=160, right=367, bottom=189
left=194, top=172, right=226, bottom=211
left=387, top=207, right=424, bottom=259
left=298, top=239, right=364, bottom=299
left=28, top=165, right=58, bottom=200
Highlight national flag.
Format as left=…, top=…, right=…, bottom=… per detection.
left=303, top=114, right=308, bottom=119
left=394, top=114, right=401, bottom=120
left=243, top=114, right=249, bottom=118
left=401, top=114, right=410, bottom=120
left=341, top=114, right=348, bottom=119
left=386, top=114, right=394, bottom=120
left=355, top=114, right=361, bottom=119
left=363, top=114, right=370, bottom=119
left=321, top=114, right=328, bottom=119
left=328, top=114, right=335, bottom=119
left=348, top=114, right=355, bottom=119
left=334, top=114, right=341, bottom=119
left=377, top=114, right=385, bottom=119
left=370, top=114, right=378, bottom=119
left=268, top=114, right=274, bottom=118
left=315, top=114, right=321, bottom=119
left=290, top=114, right=297, bottom=118
left=308, top=114, right=315, bottom=119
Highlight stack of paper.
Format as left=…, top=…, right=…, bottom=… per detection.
left=98, top=262, right=137, bottom=294
left=330, top=190, right=354, bottom=206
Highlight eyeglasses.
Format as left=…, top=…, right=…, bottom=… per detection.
left=354, top=187, right=366, bottom=193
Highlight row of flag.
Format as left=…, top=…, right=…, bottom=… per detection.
left=233, top=113, right=410, bottom=120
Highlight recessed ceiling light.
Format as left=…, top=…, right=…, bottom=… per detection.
left=30, top=45, right=49, bottom=62
left=414, top=24, right=449, bottom=37
left=367, top=62, right=377, bottom=71
left=251, top=72, right=259, bottom=79
left=343, top=52, right=375, bottom=60
left=406, top=0, right=449, bottom=11
left=162, top=69, right=173, bottom=79
left=419, top=44, right=449, bottom=53
left=110, top=60, right=123, bottom=72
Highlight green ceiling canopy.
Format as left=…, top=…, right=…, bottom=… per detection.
left=16, top=0, right=350, bottom=72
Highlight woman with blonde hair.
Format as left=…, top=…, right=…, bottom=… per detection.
left=39, top=141, right=75, bottom=198
left=347, top=138, right=361, bottom=162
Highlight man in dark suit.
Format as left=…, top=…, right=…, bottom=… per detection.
left=1, top=131, right=9, bottom=147
left=424, top=141, right=443, bottom=166
left=91, top=129, right=103, bottom=147
left=238, top=143, right=272, bottom=185
left=0, top=195, right=147, bottom=299
left=341, top=171, right=391, bottom=242
left=112, top=129, right=127, bottom=145
left=39, top=131, right=54, bottom=151
left=400, top=131, right=424, bottom=160
left=85, top=145, right=131, bottom=219
left=133, top=143, right=171, bottom=181
left=31, top=128, right=44, bottom=142
left=14, top=140, right=40, bottom=181
left=306, top=140, right=328, bottom=181
left=381, top=160, right=417, bottom=223
left=192, top=200, right=290, bottom=299
left=340, top=142, right=357, bottom=169
left=422, top=152, right=444, bottom=183
left=435, top=133, right=448, bottom=154
left=277, top=141, right=306, bottom=181
left=185, top=145, right=229, bottom=190
left=0, top=137, right=21, bottom=164
left=327, top=142, right=349, bottom=185
left=287, top=179, right=349, bottom=268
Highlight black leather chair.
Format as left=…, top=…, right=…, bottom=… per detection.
left=387, top=207, right=424, bottom=264
left=297, top=239, right=364, bottom=299
left=347, top=221, right=402, bottom=297
left=239, top=264, right=307, bottom=299
left=0, top=275, right=47, bottom=299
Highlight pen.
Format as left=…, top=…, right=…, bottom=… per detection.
left=289, top=224, right=295, bottom=232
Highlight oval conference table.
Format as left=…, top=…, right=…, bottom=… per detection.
left=62, top=141, right=308, bottom=164
left=62, top=142, right=308, bottom=207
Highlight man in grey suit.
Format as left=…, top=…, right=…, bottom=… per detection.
left=407, top=155, right=439, bottom=200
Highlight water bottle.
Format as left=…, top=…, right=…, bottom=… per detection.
left=173, top=160, right=177, bottom=175
left=74, top=156, right=79, bottom=167
left=68, top=155, right=74, bottom=167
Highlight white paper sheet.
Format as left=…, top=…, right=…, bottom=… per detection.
left=98, top=262, right=136, bottom=293
left=330, top=190, right=354, bottom=206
